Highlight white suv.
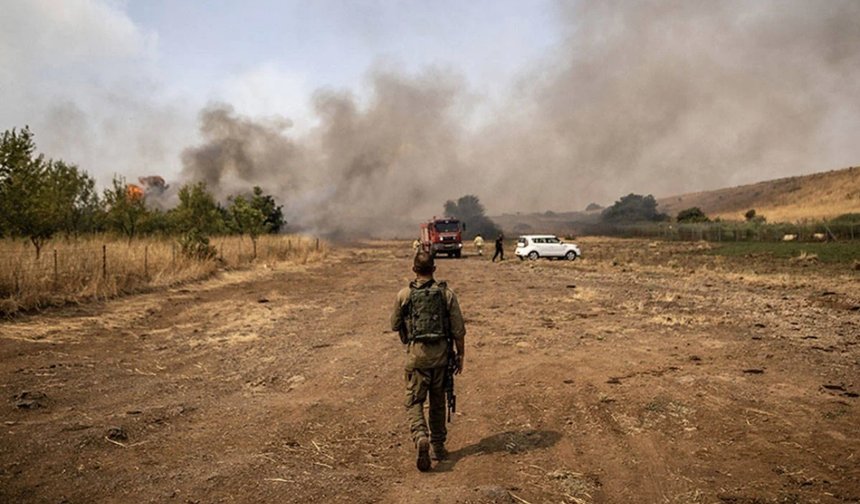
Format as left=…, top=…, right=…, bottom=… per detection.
left=515, top=235, right=581, bottom=261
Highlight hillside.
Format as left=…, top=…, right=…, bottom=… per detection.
left=657, top=166, right=860, bottom=222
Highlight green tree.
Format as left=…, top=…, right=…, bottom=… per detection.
left=601, top=193, right=668, bottom=223
left=249, top=186, right=285, bottom=233
left=228, top=194, right=268, bottom=258
left=677, top=207, right=710, bottom=223
left=170, top=181, right=224, bottom=236
left=169, top=181, right=223, bottom=259
left=0, top=127, right=59, bottom=257
left=442, top=194, right=501, bottom=239
left=50, top=160, right=101, bottom=237
left=103, top=175, right=150, bottom=243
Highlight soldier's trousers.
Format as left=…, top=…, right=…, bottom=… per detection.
left=405, top=367, right=447, bottom=446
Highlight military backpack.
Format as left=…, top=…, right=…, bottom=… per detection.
left=406, top=280, right=450, bottom=343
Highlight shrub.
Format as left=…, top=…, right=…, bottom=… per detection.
left=677, top=207, right=710, bottom=223
left=179, top=230, right=217, bottom=260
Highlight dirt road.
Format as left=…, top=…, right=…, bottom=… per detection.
left=2, top=238, right=859, bottom=503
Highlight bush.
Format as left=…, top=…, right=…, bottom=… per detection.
left=179, top=230, right=217, bottom=260
left=677, top=207, right=710, bottom=223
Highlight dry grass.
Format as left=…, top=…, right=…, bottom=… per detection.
left=791, top=250, right=819, bottom=263
left=658, top=166, right=860, bottom=222
left=0, top=234, right=327, bottom=315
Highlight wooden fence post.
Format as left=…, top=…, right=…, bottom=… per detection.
left=144, top=245, right=148, bottom=279
left=102, top=244, right=107, bottom=280
left=53, top=249, right=58, bottom=289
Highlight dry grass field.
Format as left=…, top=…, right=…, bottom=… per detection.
left=657, top=166, right=860, bottom=222
left=1, top=238, right=859, bottom=503
left=0, top=235, right=327, bottom=315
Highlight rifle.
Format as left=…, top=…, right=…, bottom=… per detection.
left=445, top=345, right=457, bottom=422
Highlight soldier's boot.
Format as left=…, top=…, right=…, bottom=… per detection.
left=431, top=443, right=448, bottom=461
left=416, top=436, right=431, bottom=472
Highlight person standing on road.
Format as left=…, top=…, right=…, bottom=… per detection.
left=473, top=234, right=484, bottom=256
left=492, top=233, right=505, bottom=262
left=390, top=251, right=466, bottom=471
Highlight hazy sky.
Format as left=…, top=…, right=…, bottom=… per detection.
left=1, top=0, right=560, bottom=185
left=1, top=0, right=858, bottom=228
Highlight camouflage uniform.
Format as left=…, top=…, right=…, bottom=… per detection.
left=390, top=278, right=466, bottom=449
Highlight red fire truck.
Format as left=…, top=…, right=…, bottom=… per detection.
left=420, top=217, right=466, bottom=258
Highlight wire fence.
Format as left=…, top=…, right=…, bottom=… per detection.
left=575, top=221, right=860, bottom=242
left=1, top=235, right=325, bottom=313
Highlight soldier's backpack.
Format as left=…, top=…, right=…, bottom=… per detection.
left=407, top=280, right=449, bottom=343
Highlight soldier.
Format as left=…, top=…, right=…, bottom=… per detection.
left=391, top=251, right=465, bottom=471
left=473, top=234, right=484, bottom=256
left=492, top=233, right=505, bottom=262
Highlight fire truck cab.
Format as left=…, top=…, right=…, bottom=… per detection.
left=420, top=217, right=466, bottom=258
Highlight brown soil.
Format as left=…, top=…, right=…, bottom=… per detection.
left=2, top=238, right=859, bottom=504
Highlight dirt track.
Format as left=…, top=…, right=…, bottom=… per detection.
left=2, top=238, right=860, bottom=504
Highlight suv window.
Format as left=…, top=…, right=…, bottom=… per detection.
left=547, top=237, right=559, bottom=244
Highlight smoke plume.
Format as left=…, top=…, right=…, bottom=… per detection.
left=180, top=0, right=860, bottom=236
left=182, top=69, right=470, bottom=236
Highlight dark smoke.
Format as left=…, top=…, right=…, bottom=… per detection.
left=182, top=68, right=469, bottom=236
left=181, top=0, right=860, bottom=236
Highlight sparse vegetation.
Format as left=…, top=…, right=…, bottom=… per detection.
left=0, top=234, right=326, bottom=315
left=657, top=166, right=860, bottom=222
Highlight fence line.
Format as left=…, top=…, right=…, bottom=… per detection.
left=1, top=235, right=325, bottom=312
left=576, top=221, right=859, bottom=243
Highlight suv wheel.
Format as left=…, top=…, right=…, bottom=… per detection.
left=565, top=251, right=576, bottom=261
left=528, top=251, right=539, bottom=260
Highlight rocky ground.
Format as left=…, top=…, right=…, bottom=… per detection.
left=1, top=238, right=859, bottom=503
